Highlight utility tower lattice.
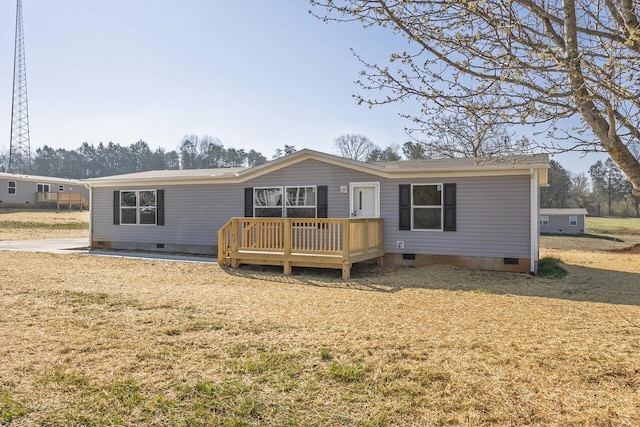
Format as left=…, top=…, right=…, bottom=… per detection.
left=8, top=0, right=31, bottom=173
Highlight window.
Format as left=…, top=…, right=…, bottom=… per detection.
left=412, top=184, right=442, bottom=230
left=285, top=186, right=316, bottom=218
left=8, top=181, right=16, bottom=195
left=254, top=186, right=317, bottom=218
left=58, top=185, right=64, bottom=191
left=120, top=190, right=157, bottom=225
left=254, top=187, right=283, bottom=217
left=37, top=183, right=50, bottom=193
left=569, top=215, right=577, bottom=226
left=540, top=215, right=549, bottom=226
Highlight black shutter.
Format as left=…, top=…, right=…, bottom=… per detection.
left=399, top=184, right=411, bottom=230
left=157, top=189, right=165, bottom=226
left=244, top=187, right=254, bottom=217
left=113, top=190, right=120, bottom=225
left=443, top=183, right=456, bottom=231
left=317, top=185, right=328, bottom=218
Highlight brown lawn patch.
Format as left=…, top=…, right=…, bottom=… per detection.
left=0, top=208, right=88, bottom=241
left=0, top=213, right=639, bottom=424
left=1, top=251, right=639, bottom=425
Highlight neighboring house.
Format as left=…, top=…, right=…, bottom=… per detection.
left=85, top=149, right=549, bottom=275
left=0, top=172, right=89, bottom=210
left=540, top=208, right=588, bottom=234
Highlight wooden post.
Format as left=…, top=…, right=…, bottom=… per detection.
left=342, top=220, right=350, bottom=257
left=363, top=219, right=369, bottom=252
left=217, top=225, right=226, bottom=266
left=283, top=218, right=292, bottom=275
left=342, top=220, right=351, bottom=280
left=230, top=218, right=239, bottom=268
left=342, top=262, right=351, bottom=280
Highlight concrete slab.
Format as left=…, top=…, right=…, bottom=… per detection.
left=0, top=238, right=89, bottom=253
left=0, top=238, right=216, bottom=263
left=89, top=250, right=217, bottom=264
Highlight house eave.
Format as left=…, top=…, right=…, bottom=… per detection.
left=83, top=149, right=550, bottom=188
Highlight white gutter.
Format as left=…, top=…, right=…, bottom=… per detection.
left=530, top=169, right=540, bottom=274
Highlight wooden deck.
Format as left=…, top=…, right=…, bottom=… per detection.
left=218, top=217, right=384, bottom=279
left=36, top=192, right=89, bottom=211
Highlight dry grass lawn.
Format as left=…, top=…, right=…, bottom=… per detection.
left=0, top=212, right=639, bottom=425
left=0, top=208, right=89, bottom=240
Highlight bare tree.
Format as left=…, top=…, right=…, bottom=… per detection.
left=333, top=134, right=375, bottom=161
left=570, top=172, right=590, bottom=209
left=311, top=0, right=640, bottom=197
left=415, top=110, right=531, bottom=158
left=0, top=147, right=8, bottom=172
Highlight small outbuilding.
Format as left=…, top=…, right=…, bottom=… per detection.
left=0, top=172, right=89, bottom=210
left=539, top=208, right=588, bottom=234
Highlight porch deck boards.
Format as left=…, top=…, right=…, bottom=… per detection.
left=218, top=217, right=384, bottom=279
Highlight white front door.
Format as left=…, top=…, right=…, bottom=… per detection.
left=350, top=183, right=379, bottom=218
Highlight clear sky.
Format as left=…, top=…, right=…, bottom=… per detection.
left=0, top=0, right=604, bottom=174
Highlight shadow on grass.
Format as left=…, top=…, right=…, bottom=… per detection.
left=226, top=261, right=640, bottom=306
left=541, top=232, right=624, bottom=242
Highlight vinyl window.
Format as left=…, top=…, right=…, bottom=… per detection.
left=540, top=215, right=549, bottom=226
left=254, top=186, right=317, bottom=218
left=569, top=215, right=578, bottom=226
left=285, top=186, right=316, bottom=218
left=37, top=183, right=50, bottom=192
left=8, top=181, right=16, bottom=195
left=120, top=190, right=157, bottom=225
left=412, top=184, right=442, bottom=230
left=254, top=187, right=283, bottom=217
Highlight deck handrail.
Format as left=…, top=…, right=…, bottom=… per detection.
left=36, top=191, right=89, bottom=211
left=217, top=217, right=384, bottom=278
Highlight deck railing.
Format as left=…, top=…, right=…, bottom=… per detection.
left=218, top=217, right=384, bottom=279
left=36, top=192, right=89, bottom=211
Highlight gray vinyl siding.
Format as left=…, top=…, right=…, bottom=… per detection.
left=0, top=178, right=38, bottom=206
left=382, top=176, right=531, bottom=258
left=91, top=160, right=372, bottom=248
left=540, top=214, right=585, bottom=234
left=91, top=159, right=532, bottom=258
left=0, top=177, right=88, bottom=207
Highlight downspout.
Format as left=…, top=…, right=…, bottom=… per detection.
left=530, top=169, right=540, bottom=274
left=85, top=184, right=92, bottom=249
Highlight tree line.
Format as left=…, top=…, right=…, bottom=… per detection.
left=2, top=128, right=637, bottom=217
left=0, top=135, right=269, bottom=179
left=542, top=159, right=639, bottom=218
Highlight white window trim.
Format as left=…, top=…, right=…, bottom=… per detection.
left=348, top=182, right=380, bottom=218
left=37, top=183, right=51, bottom=192
left=253, top=186, right=318, bottom=218
left=120, top=189, right=157, bottom=226
left=540, top=215, right=550, bottom=226
left=8, top=181, right=16, bottom=195
left=568, top=215, right=578, bottom=226
left=411, top=183, right=443, bottom=231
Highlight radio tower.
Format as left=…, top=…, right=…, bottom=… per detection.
left=8, top=0, right=30, bottom=173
